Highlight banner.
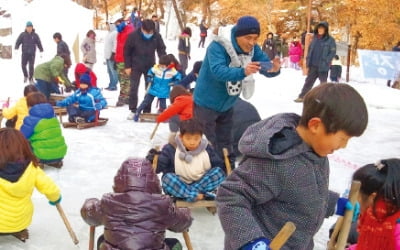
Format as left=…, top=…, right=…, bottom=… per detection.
left=358, top=49, right=400, bottom=80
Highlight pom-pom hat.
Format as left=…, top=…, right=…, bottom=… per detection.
left=235, top=16, right=260, bottom=37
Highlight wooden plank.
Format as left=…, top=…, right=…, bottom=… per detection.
left=139, top=113, right=158, bottom=122
left=176, top=200, right=216, bottom=208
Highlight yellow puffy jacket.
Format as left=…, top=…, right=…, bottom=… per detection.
left=2, top=97, right=29, bottom=130
left=0, top=162, right=60, bottom=233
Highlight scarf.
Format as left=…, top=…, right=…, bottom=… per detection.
left=175, top=135, right=208, bottom=163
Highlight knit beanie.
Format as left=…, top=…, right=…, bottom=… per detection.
left=80, top=73, right=91, bottom=86
left=235, top=16, right=260, bottom=37
left=26, top=21, right=33, bottom=27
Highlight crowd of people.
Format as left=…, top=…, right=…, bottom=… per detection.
left=2, top=8, right=400, bottom=250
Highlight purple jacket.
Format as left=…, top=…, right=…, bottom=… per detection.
left=81, top=158, right=192, bottom=250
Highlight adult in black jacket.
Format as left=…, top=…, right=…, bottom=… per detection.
left=53, top=32, right=71, bottom=82
left=124, top=19, right=166, bottom=118
left=15, top=21, right=43, bottom=84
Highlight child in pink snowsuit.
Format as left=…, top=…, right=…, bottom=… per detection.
left=289, top=37, right=302, bottom=70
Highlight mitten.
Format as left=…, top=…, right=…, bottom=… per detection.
left=49, top=196, right=62, bottom=206
left=94, top=103, right=102, bottom=110
left=146, top=148, right=161, bottom=164
left=240, top=237, right=270, bottom=250
left=336, top=197, right=360, bottom=222
left=65, top=85, right=73, bottom=93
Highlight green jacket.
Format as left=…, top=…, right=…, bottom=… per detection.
left=33, top=55, right=71, bottom=87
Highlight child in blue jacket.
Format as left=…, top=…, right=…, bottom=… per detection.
left=133, top=55, right=181, bottom=121
left=56, top=73, right=107, bottom=123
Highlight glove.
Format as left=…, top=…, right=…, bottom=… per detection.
left=55, top=76, right=65, bottom=84
left=146, top=148, right=161, bottom=164
left=240, top=238, right=270, bottom=250
left=335, top=197, right=360, bottom=222
left=40, top=52, right=43, bottom=58
left=94, top=103, right=102, bottom=110
left=49, top=196, right=62, bottom=206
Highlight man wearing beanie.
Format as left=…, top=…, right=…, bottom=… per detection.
left=193, top=15, right=280, bottom=169
left=56, top=73, right=107, bottom=123
left=15, top=21, right=44, bottom=84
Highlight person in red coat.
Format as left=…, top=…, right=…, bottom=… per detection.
left=73, top=63, right=97, bottom=89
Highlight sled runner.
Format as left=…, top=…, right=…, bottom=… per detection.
left=62, top=118, right=108, bottom=129
left=139, top=113, right=158, bottom=122
left=53, top=107, right=67, bottom=123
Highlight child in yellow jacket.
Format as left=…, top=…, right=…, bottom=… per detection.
left=2, top=85, right=38, bottom=130
left=0, top=128, right=61, bottom=242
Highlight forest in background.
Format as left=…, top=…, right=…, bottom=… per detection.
left=74, top=0, right=400, bottom=63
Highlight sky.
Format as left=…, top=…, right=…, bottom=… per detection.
left=1, top=0, right=400, bottom=249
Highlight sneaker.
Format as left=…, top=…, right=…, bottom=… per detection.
left=294, top=97, right=303, bottom=103
left=127, top=112, right=135, bottom=120
left=105, top=87, right=117, bottom=91
left=133, top=113, right=140, bottom=122
left=75, top=117, right=85, bottom=123
left=204, top=191, right=216, bottom=200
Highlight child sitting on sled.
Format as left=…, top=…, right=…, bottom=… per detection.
left=132, top=54, right=181, bottom=122
left=21, top=92, right=67, bottom=168
left=56, top=73, right=107, bottom=123
left=151, top=118, right=226, bottom=202
left=0, top=128, right=61, bottom=242
left=80, top=157, right=192, bottom=250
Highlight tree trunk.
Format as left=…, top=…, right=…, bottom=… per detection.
left=103, top=0, right=109, bottom=23
left=171, top=0, right=184, bottom=31
left=158, top=0, right=165, bottom=19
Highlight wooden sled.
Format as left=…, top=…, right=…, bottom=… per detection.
left=49, top=93, right=69, bottom=106
left=139, top=113, right=158, bottom=122
left=62, top=118, right=108, bottom=129
left=53, top=107, right=67, bottom=123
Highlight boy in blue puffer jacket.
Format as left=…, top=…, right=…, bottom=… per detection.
left=56, top=73, right=107, bottom=123
left=133, top=55, right=181, bottom=121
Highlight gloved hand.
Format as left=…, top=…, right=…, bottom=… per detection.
left=240, top=237, right=270, bottom=250
left=55, top=76, right=65, bottom=84
left=94, top=103, right=102, bottom=110
left=146, top=148, right=161, bottom=164
left=49, top=196, right=62, bottom=206
left=336, top=197, right=360, bottom=222
left=40, top=52, right=43, bottom=58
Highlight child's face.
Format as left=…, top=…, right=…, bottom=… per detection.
left=180, top=132, right=202, bottom=151
left=307, top=119, right=351, bottom=156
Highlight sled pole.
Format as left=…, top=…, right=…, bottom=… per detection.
left=56, top=203, right=79, bottom=245
left=222, top=148, right=232, bottom=175
left=327, top=180, right=361, bottom=250
left=182, top=230, right=193, bottom=250
left=269, top=221, right=296, bottom=250
left=89, top=226, right=95, bottom=250
left=150, top=123, right=159, bottom=140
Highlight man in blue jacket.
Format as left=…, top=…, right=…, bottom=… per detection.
left=193, top=15, right=280, bottom=168
left=294, top=21, right=336, bottom=102
left=15, top=21, right=44, bottom=84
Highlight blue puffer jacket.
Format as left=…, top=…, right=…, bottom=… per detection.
left=20, top=103, right=67, bottom=161
left=56, top=87, right=107, bottom=111
left=147, top=65, right=181, bottom=98
left=194, top=27, right=279, bottom=112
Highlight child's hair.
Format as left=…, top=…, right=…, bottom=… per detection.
left=299, top=83, right=368, bottom=136
left=0, top=128, right=39, bottom=168
left=159, top=54, right=170, bottom=66
left=166, top=54, right=181, bottom=69
left=170, top=85, right=190, bottom=103
left=53, top=32, right=62, bottom=40
left=179, top=118, right=204, bottom=135
left=23, top=84, right=38, bottom=96
left=182, top=27, right=192, bottom=37
left=26, top=92, right=47, bottom=107
left=333, top=55, right=339, bottom=60
left=141, top=19, right=155, bottom=32
left=353, top=158, right=400, bottom=215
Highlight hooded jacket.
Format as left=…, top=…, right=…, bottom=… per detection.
left=20, top=103, right=67, bottom=161
left=2, top=97, right=29, bottom=130
left=81, top=158, right=192, bottom=250
left=33, top=55, right=71, bottom=87
left=0, top=161, right=60, bottom=233
left=216, top=113, right=339, bottom=250
left=306, top=21, right=336, bottom=72
left=15, top=29, right=43, bottom=55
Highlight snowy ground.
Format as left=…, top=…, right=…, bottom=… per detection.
left=1, top=0, right=400, bottom=249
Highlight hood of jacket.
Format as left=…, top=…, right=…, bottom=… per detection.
left=314, top=21, right=330, bottom=37
left=30, top=103, right=55, bottom=119
left=0, top=161, right=29, bottom=183
left=239, top=113, right=312, bottom=160
left=113, top=158, right=162, bottom=194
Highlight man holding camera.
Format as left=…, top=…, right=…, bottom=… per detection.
left=193, top=15, right=280, bottom=168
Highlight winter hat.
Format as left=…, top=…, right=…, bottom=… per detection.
left=79, top=73, right=91, bottom=86
left=26, top=21, right=33, bottom=27
left=235, top=16, right=260, bottom=37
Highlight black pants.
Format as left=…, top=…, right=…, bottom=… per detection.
left=129, top=68, right=151, bottom=113
left=298, top=66, right=328, bottom=98
left=21, top=53, right=36, bottom=79
left=198, top=36, right=206, bottom=48
left=194, top=103, right=235, bottom=169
